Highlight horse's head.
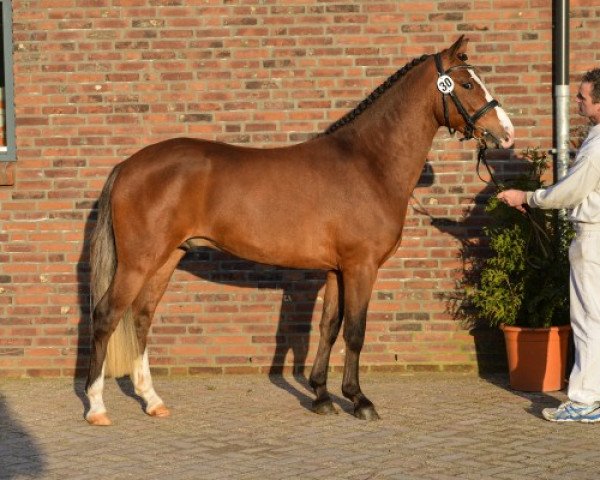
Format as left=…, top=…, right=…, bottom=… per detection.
left=434, top=36, right=514, bottom=149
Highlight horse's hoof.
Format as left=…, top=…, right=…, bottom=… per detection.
left=86, top=412, right=112, bottom=426
left=312, top=399, right=338, bottom=415
left=147, top=403, right=171, bottom=418
left=354, top=405, right=380, bottom=421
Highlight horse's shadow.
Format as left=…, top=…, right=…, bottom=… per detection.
left=75, top=206, right=94, bottom=414
left=176, top=250, right=339, bottom=412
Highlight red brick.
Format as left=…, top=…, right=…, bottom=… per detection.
left=1, top=0, right=590, bottom=377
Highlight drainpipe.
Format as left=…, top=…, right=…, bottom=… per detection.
left=553, top=0, right=570, bottom=181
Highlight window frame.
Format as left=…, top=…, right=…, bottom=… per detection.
left=0, top=0, right=15, bottom=162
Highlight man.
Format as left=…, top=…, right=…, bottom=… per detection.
left=498, top=68, right=600, bottom=423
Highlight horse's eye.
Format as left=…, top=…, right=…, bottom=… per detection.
left=462, top=82, right=473, bottom=90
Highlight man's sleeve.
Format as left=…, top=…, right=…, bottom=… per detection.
left=525, top=154, right=600, bottom=210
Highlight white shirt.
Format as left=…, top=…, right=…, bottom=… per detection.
left=526, top=123, right=600, bottom=223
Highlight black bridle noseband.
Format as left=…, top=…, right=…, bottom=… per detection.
left=434, top=53, right=500, bottom=143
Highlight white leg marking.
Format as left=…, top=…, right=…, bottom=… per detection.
left=86, top=363, right=107, bottom=418
left=132, top=349, right=165, bottom=414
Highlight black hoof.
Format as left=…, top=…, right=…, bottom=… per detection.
left=354, top=405, right=380, bottom=421
left=312, top=398, right=338, bottom=415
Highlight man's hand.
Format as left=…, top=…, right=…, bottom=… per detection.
left=497, top=189, right=527, bottom=213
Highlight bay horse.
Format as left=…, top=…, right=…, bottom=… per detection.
left=85, top=36, right=514, bottom=426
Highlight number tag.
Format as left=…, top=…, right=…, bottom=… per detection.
left=437, top=75, right=455, bottom=94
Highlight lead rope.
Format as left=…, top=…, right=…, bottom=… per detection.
left=476, top=142, right=552, bottom=265
left=476, top=141, right=501, bottom=189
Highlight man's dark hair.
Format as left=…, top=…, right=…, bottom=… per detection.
left=582, top=68, right=600, bottom=103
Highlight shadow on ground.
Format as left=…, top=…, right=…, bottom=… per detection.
left=0, top=393, right=46, bottom=479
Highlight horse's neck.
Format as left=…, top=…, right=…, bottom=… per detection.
left=341, top=66, right=441, bottom=189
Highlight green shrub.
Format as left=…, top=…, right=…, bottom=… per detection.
left=466, top=148, right=572, bottom=328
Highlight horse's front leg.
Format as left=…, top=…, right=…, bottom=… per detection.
left=309, top=270, right=343, bottom=414
left=341, top=263, right=380, bottom=420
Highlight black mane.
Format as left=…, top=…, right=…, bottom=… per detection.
left=324, top=54, right=430, bottom=135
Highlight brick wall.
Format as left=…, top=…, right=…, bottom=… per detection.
left=1, top=0, right=599, bottom=378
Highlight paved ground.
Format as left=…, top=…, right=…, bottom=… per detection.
left=0, top=372, right=598, bottom=479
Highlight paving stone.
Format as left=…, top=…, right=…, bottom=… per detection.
left=0, top=373, right=599, bottom=479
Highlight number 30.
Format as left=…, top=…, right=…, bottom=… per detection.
left=437, top=75, right=455, bottom=94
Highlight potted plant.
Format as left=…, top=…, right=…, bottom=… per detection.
left=465, top=148, right=572, bottom=392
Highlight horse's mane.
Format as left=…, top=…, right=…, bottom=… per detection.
left=324, top=53, right=430, bottom=136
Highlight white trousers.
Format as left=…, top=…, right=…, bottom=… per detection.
left=568, top=225, right=600, bottom=404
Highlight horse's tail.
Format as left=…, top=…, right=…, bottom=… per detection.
left=90, top=164, right=140, bottom=378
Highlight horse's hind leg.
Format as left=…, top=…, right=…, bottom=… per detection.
left=86, top=266, right=148, bottom=426
left=130, top=249, right=185, bottom=418
left=341, top=263, right=380, bottom=420
left=309, top=271, right=343, bottom=414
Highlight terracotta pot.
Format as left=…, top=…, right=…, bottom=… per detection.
left=500, top=324, right=571, bottom=392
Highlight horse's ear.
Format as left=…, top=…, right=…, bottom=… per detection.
left=448, top=35, right=469, bottom=58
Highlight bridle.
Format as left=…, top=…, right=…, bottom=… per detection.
left=434, top=53, right=500, bottom=144
left=432, top=54, right=552, bottom=265
left=433, top=52, right=504, bottom=189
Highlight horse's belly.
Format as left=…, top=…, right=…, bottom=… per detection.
left=223, top=232, right=336, bottom=270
